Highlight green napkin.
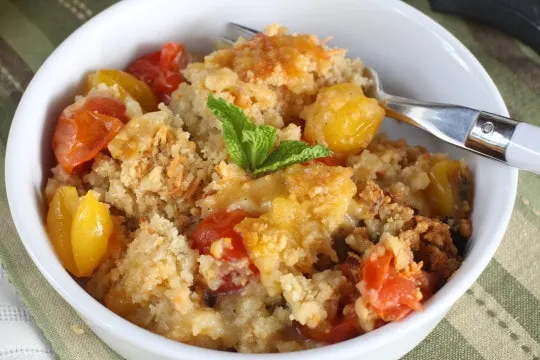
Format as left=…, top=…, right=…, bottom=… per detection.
left=0, top=0, right=539, bottom=359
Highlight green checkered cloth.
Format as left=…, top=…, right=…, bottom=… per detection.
left=0, top=0, right=539, bottom=359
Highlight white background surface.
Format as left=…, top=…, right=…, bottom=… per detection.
left=0, top=266, right=54, bottom=360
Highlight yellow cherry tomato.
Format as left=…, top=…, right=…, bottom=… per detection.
left=46, top=186, right=80, bottom=276
left=425, top=159, right=462, bottom=217
left=86, top=69, right=158, bottom=112
left=301, top=83, right=385, bottom=154
left=71, top=191, right=113, bottom=277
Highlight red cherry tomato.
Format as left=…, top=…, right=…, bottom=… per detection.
left=362, top=250, right=392, bottom=290
left=84, top=96, right=129, bottom=123
left=127, top=43, right=187, bottom=104
left=160, top=43, right=185, bottom=72
left=190, top=210, right=250, bottom=260
left=52, top=96, right=126, bottom=174
left=370, top=269, right=420, bottom=321
left=362, top=249, right=421, bottom=322
left=127, top=51, right=160, bottom=85
left=299, top=310, right=362, bottom=344
left=299, top=254, right=364, bottom=344
left=190, top=210, right=255, bottom=292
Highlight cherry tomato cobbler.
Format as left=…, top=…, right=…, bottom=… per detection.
left=45, top=24, right=472, bottom=353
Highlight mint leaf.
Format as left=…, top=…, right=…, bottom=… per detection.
left=219, top=119, right=250, bottom=169
left=242, top=125, right=277, bottom=169
left=208, top=94, right=277, bottom=171
left=207, top=94, right=252, bottom=169
left=253, top=140, right=332, bottom=175
left=207, top=95, right=332, bottom=176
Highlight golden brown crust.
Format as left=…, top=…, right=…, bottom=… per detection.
left=235, top=163, right=356, bottom=296
left=354, top=181, right=385, bottom=220
left=83, top=109, right=210, bottom=231
left=400, top=216, right=461, bottom=279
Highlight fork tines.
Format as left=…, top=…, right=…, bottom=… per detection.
left=221, top=22, right=259, bottom=44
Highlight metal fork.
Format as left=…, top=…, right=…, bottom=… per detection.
left=222, top=23, right=540, bottom=175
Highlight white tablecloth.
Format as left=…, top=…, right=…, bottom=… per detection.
left=0, top=266, right=54, bottom=360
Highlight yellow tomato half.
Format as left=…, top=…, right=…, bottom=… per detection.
left=425, top=159, right=462, bottom=217
left=86, top=69, right=158, bottom=112
left=47, top=187, right=114, bottom=277
left=71, top=191, right=113, bottom=277
left=46, top=186, right=80, bottom=276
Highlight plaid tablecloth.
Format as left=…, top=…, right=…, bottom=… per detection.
left=0, top=0, right=539, bottom=359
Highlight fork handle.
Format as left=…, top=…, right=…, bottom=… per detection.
left=384, top=97, right=540, bottom=175
left=467, top=111, right=540, bottom=175
left=505, top=122, right=540, bottom=174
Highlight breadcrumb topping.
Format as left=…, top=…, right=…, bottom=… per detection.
left=45, top=25, right=471, bottom=353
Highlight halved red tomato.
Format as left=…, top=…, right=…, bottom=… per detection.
left=190, top=210, right=255, bottom=292
left=127, top=43, right=187, bottom=104
left=362, top=249, right=422, bottom=322
left=52, top=96, right=126, bottom=173
left=190, top=210, right=251, bottom=261
left=299, top=310, right=362, bottom=344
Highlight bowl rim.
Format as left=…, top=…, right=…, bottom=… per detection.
left=5, top=0, right=518, bottom=359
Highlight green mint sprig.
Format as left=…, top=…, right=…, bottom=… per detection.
left=207, top=94, right=332, bottom=175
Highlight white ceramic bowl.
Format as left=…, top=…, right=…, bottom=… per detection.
left=5, top=0, right=518, bottom=359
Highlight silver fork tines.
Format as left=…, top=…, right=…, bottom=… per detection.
left=229, top=23, right=258, bottom=38
left=221, top=23, right=259, bottom=45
